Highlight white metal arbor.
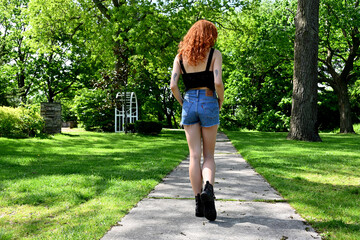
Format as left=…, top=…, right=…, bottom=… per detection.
left=115, top=92, right=138, bottom=132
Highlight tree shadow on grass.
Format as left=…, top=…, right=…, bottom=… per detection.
left=0, top=131, right=189, bottom=205
left=257, top=175, right=360, bottom=238
left=0, top=130, right=189, bottom=238
left=60, top=133, right=81, bottom=137
left=225, top=131, right=360, bottom=175
left=224, top=131, right=360, bottom=237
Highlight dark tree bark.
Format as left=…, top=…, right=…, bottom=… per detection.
left=337, top=81, right=354, bottom=133
left=287, top=0, right=322, bottom=142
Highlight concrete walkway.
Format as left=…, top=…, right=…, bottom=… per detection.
left=101, top=132, right=321, bottom=240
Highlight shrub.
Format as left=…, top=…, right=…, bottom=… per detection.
left=0, top=106, right=44, bottom=138
left=256, top=110, right=289, bottom=132
left=72, top=89, right=114, bottom=132
left=125, top=123, right=136, bottom=133
left=134, top=120, right=162, bottom=135
left=21, top=105, right=45, bottom=137
left=0, top=106, right=22, bottom=137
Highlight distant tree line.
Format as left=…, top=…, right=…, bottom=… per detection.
left=0, top=0, right=359, bottom=133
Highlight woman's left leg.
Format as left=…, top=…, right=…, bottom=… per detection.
left=184, top=123, right=203, bottom=195
left=201, top=124, right=218, bottom=185
left=200, top=124, right=218, bottom=221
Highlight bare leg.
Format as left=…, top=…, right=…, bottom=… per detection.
left=201, top=125, right=218, bottom=185
left=184, top=123, right=202, bottom=195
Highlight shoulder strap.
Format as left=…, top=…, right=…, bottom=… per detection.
left=179, top=55, right=187, bottom=74
left=205, top=48, right=215, bottom=72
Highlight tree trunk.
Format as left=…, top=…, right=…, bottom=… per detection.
left=17, top=71, right=27, bottom=104
left=335, top=80, right=355, bottom=133
left=114, top=44, right=129, bottom=133
left=287, top=0, right=322, bottom=142
left=166, top=113, right=173, bottom=128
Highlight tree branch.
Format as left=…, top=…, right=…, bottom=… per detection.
left=286, top=7, right=295, bottom=15
left=325, top=3, right=352, bottom=47
left=318, top=56, right=339, bottom=80
left=112, top=0, right=119, bottom=8
left=93, top=0, right=111, bottom=21
left=340, top=27, right=360, bottom=82
left=69, top=22, right=84, bottom=39
left=53, top=78, right=77, bottom=96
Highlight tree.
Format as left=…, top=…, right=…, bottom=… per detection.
left=318, top=0, right=360, bottom=133
left=0, top=0, right=34, bottom=105
left=26, top=0, right=93, bottom=103
left=90, top=0, right=240, bottom=129
left=217, top=0, right=296, bottom=131
left=287, top=0, right=322, bottom=141
left=0, top=0, right=12, bottom=66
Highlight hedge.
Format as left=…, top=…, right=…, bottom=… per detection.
left=134, top=120, right=162, bottom=135
left=0, top=106, right=44, bottom=138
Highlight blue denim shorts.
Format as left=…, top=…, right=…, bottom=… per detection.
left=181, top=89, right=220, bottom=127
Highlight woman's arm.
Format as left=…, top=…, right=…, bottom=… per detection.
left=170, top=55, right=183, bottom=106
left=213, top=50, right=224, bottom=110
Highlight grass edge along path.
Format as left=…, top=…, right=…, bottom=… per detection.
left=225, top=129, right=360, bottom=240
left=0, top=129, right=188, bottom=240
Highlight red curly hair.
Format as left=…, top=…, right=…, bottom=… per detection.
left=178, top=20, right=218, bottom=66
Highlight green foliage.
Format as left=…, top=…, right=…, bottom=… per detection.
left=0, top=106, right=22, bottom=137
left=354, top=123, right=360, bottom=132
left=256, top=110, right=290, bottom=132
left=0, top=229, right=13, bottom=240
left=0, top=105, right=44, bottom=138
left=24, top=0, right=97, bottom=103
left=350, top=80, right=360, bottom=123
left=0, top=0, right=35, bottom=105
left=61, top=100, right=77, bottom=122
left=72, top=88, right=114, bottom=132
left=317, top=0, right=360, bottom=132
left=1, top=0, right=359, bottom=131
left=21, top=105, right=45, bottom=137
left=134, top=120, right=162, bottom=135
left=218, top=0, right=295, bottom=131
left=226, top=130, right=360, bottom=239
left=0, top=77, right=11, bottom=106
left=121, top=0, right=241, bottom=128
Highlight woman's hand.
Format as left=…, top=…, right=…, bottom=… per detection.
left=218, top=98, right=223, bottom=110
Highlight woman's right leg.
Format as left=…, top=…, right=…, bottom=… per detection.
left=184, top=123, right=202, bottom=195
left=200, top=124, right=218, bottom=221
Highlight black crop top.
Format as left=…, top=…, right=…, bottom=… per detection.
left=179, top=48, right=215, bottom=92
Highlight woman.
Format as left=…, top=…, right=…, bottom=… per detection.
left=170, top=20, right=224, bottom=221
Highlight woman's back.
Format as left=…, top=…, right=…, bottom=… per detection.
left=179, top=49, right=215, bottom=73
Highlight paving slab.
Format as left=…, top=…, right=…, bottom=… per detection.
left=101, top=199, right=320, bottom=240
left=101, top=132, right=321, bottom=240
left=148, top=154, right=282, bottom=200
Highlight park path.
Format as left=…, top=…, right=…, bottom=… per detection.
left=101, top=132, right=321, bottom=240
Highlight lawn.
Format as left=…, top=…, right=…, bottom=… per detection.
left=0, top=129, right=189, bottom=240
left=225, top=127, right=360, bottom=240
left=1, top=126, right=359, bottom=240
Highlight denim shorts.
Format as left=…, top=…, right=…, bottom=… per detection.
left=181, top=89, right=220, bottom=127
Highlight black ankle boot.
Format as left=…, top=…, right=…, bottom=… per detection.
left=195, top=193, right=204, bottom=217
left=200, top=181, right=217, bottom=221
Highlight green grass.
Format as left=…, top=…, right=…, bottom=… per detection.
left=327, top=123, right=360, bottom=133
left=225, top=128, right=360, bottom=240
left=0, top=129, right=188, bottom=240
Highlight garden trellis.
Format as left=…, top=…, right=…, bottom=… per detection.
left=115, top=92, right=138, bottom=132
